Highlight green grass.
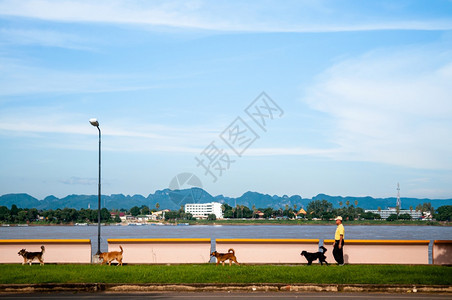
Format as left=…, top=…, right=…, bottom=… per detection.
left=0, top=264, right=451, bottom=285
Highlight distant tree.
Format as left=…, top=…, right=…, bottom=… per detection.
left=27, top=208, right=39, bottom=222
left=386, top=214, right=398, bottom=221
left=263, top=207, right=274, bottom=219
left=398, top=213, right=411, bottom=220
left=354, top=200, right=358, bottom=207
left=10, top=204, right=19, bottom=219
left=164, top=211, right=178, bottom=220
left=339, top=201, right=343, bottom=208
left=422, top=202, right=434, bottom=215
left=222, top=204, right=234, bottom=218
left=114, top=215, right=121, bottom=223
left=155, top=203, right=160, bottom=211
left=100, top=208, right=111, bottom=222
left=141, top=205, right=150, bottom=215
left=283, top=209, right=295, bottom=219
left=0, top=206, right=10, bottom=222
left=17, top=210, right=28, bottom=223
left=345, top=200, right=350, bottom=207
left=184, top=213, right=194, bottom=221
left=434, top=205, right=452, bottom=221
left=207, top=214, right=216, bottom=221
left=360, top=211, right=379, bottom=220
left=307, top=200, right=333, bottom=218
left=415, top=204, right=422, bottom=212
left=130, top=206, right=140, bottom=217
left=321, top=211, right=334, bottom=220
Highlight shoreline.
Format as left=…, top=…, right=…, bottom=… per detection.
left=1, top=221, right=450, bottom=227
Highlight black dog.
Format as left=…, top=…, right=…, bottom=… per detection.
left=300, top=246, right=328, bottom=265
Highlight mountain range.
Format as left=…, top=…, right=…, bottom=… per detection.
left=1, top=189, right=451, bottom=211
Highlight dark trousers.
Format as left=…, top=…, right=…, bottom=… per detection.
left=333, top=239, right=344, bottom=264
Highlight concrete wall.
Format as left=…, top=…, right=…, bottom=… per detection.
left=1, top=238, right=447, bottom=265
left=0, top=239, right=91, bottom=264
left=107, top=238, right=211, bottom=264
left=215, top=239, right=319, bottom=264
left=433, top=240, right=452, bottom=265
left=323, top=239, right=430, bottom=265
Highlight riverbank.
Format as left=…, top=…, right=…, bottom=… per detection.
left=1, top=220, right=450, bottom=226
left=173, top=219, right=450, bottom=226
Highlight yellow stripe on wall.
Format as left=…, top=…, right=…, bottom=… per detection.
left=323, top=239, right=429, bottom=244
left=108, top=238, right=211, bottom=243
left=0, top=239, right=91, bottom=243
left=216, top=239, right=319, bottom=243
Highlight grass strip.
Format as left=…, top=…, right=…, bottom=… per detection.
left=0, top=264, right=451, bottom=285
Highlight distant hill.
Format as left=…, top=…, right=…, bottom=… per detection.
left=0, top=189, right=451, bottom=211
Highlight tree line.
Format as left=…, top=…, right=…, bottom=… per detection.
left=0, top=205, right=117, bottom=224
left=0, top=201, right=451, bottom=224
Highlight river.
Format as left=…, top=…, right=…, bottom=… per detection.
left=1, top=224, right=451, bottom=255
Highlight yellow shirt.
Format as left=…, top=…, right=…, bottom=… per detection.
left=335, top=223, right=344, bottom=240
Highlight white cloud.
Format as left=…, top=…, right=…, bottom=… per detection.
left=0, top=57, right=159, bottom=96
left=0, top=0, right=451, bottom=32
left=303, top=44, right=452, bottom=170
left=60, top=176, right=97, bottom=185
left=0, top=107, right=218, bottom=153
left=0, top=28, right=94, bottom=50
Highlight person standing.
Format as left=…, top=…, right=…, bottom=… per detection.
left=333, top=216, right=345, bottom=265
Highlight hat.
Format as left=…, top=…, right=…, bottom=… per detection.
left=335, top=216, right=343, bottom=221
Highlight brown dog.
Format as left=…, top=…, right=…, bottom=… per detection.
left=211, top=248, right=240, bottom=266
left=18, top=245, right=45, bottom=266
left=99, top=245, right=123, bottom=266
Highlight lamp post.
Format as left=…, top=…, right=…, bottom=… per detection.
left=89, top=118, right=101, bottom=255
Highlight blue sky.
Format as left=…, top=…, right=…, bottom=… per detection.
left=0, top=0, right=451, bottom=200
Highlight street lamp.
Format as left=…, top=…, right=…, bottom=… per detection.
left=89, top=118, right=101, bottom=255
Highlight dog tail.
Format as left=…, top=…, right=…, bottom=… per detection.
left=41, top=245, right=45, bottom=253
left=320, top=246, right=327, bottom=253
left=228, top=248, right=235, bottom=254
left=119, top=245, right=123, bottom=254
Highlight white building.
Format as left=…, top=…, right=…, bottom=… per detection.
left=365, top=208, right=423, bottom=219
left=185, top=202, right=223, bottom=219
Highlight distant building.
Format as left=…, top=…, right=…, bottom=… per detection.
left=185, top=202, right=223, bottom=219
left=297, top=208, right=307, bottom=216
left=149, top=209, right=170, bottom=220
left=365, top=183, right=423, bottom=220
left=365, top=208, right=422, bottom=219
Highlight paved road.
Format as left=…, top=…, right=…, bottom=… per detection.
left=1, top=292, right=451, bottom=299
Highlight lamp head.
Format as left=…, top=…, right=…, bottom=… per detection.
left=89, top=118, right=99, bottom=127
